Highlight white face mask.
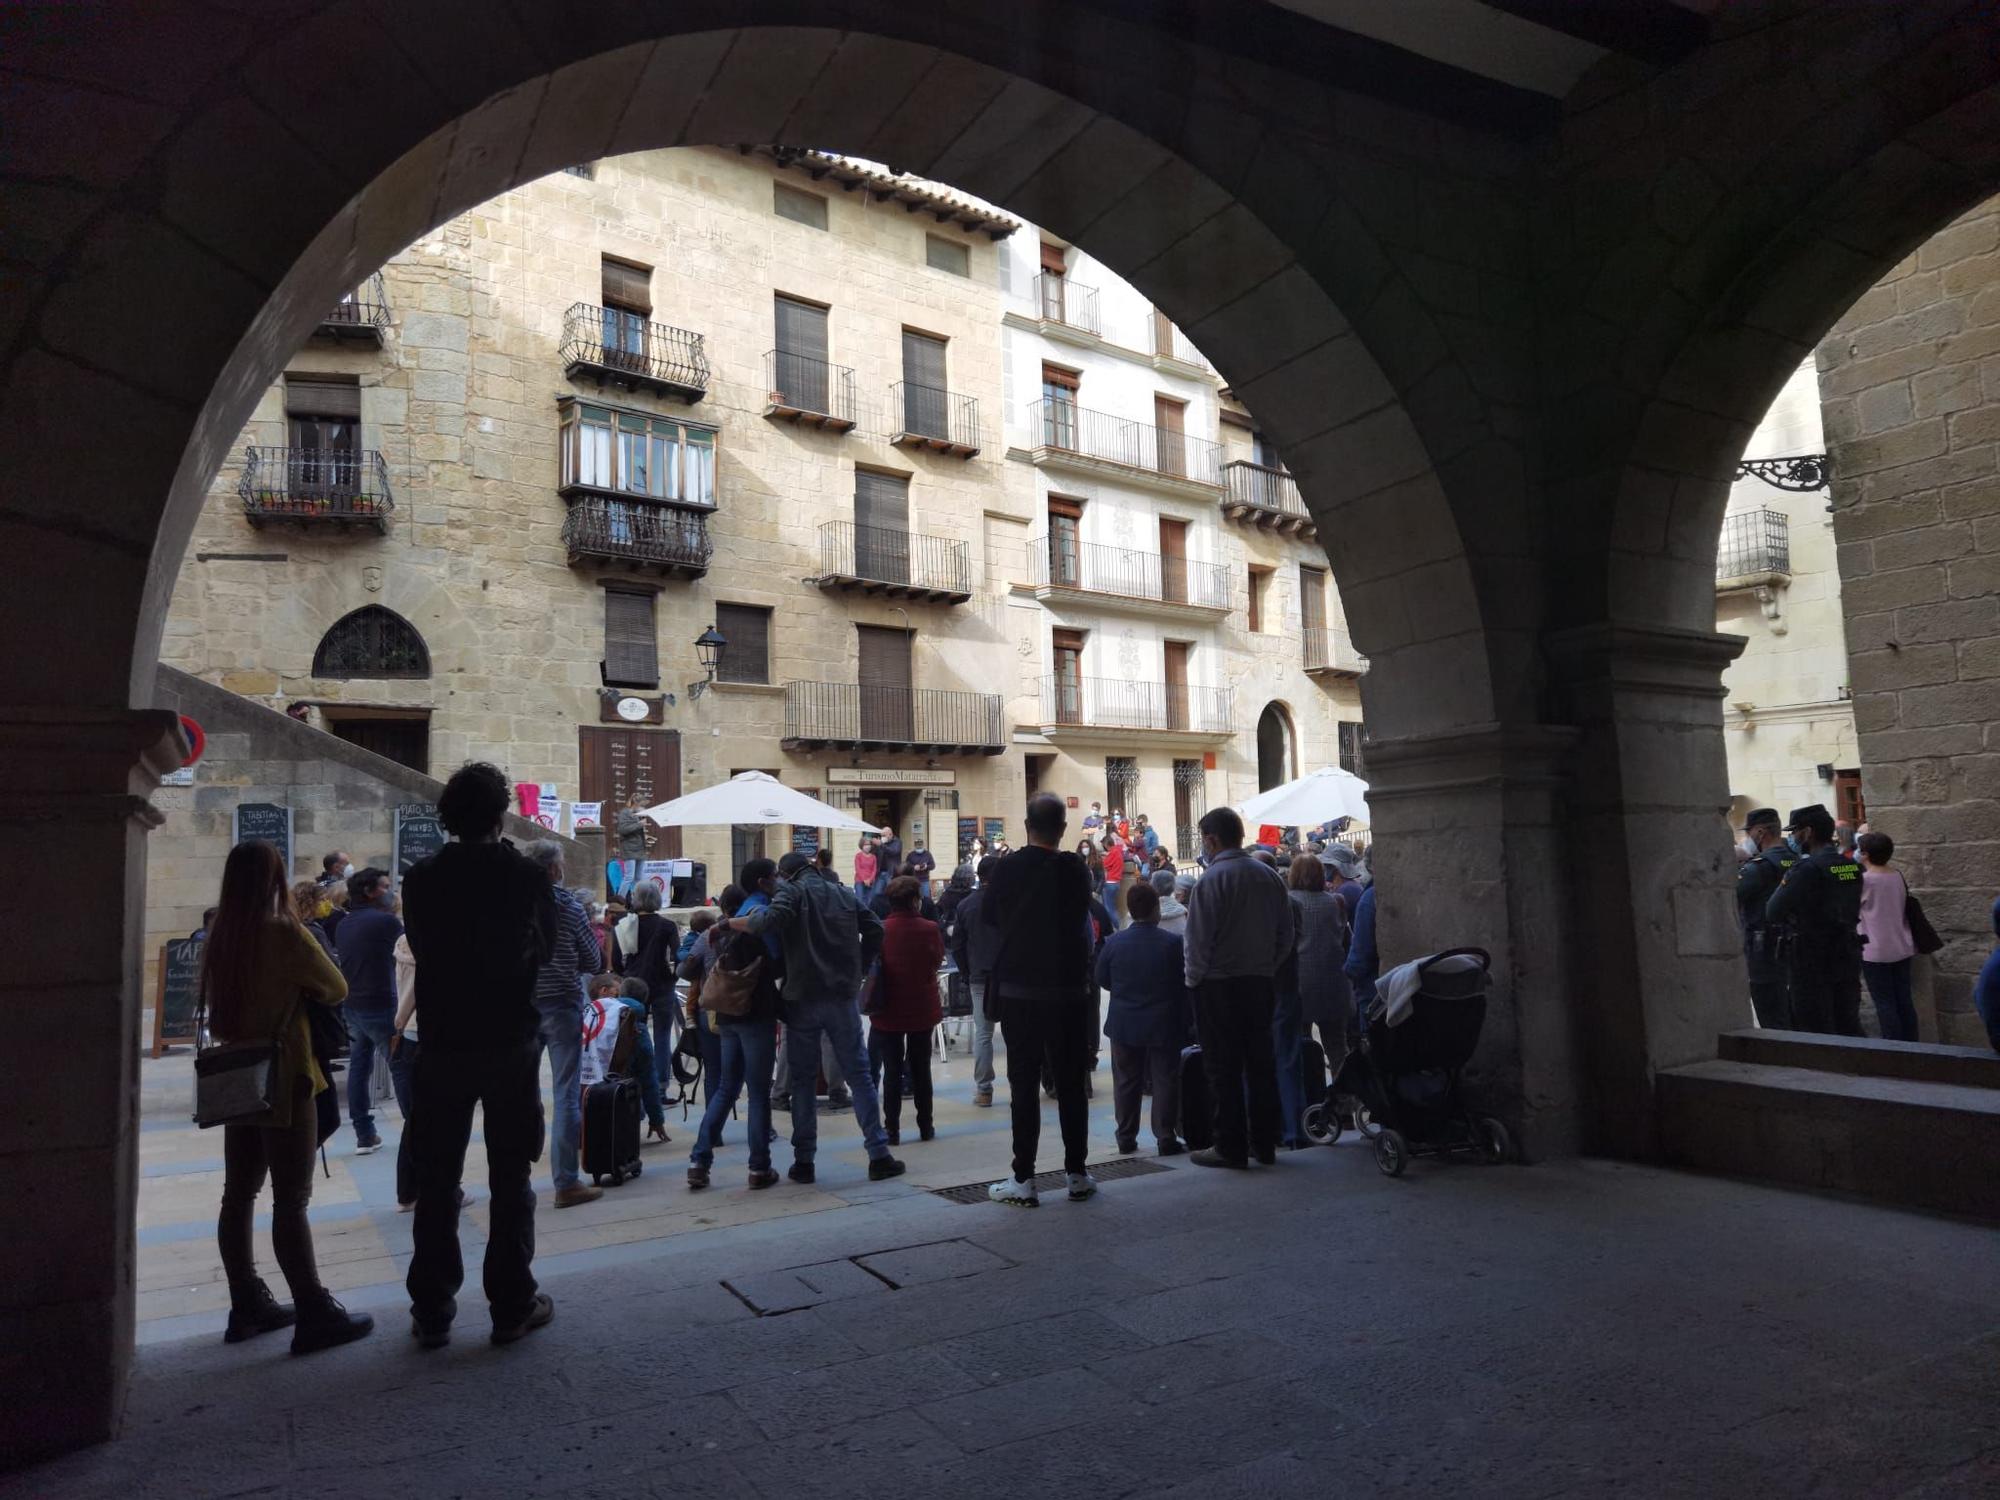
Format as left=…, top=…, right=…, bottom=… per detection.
left=1737, top=837, right=1758, bottom=859
left=341, top=862, right=356, bottom=879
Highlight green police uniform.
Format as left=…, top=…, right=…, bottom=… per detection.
left=1766, top=840, right=1864, bottom=1036
left=1735, top=838, right=1797, bottom=1029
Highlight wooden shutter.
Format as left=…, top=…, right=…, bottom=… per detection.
left=285, top=376, right=360, bottom=420
left=854, top=469, right=910, bottom=535
left=602, top=257, right=651, bottom=313
left=901, top=330, right=947, bottom=391
left=856, top=625, right=913, bottom=742
left=714, top=602, right=770, bottom=685
left=1154, top=394, right=1187, bottom=477
left=1164, top=641, right=1190, bottom=730
left=1040, top=241, right=1068, bottom=274
left=774, top=295, right=827, bottom=362
left=1152, top=306, right=1174, bottom=357
left=603, top=588, right=658, bottom=687
left=1299, top=565, right=1327, bottom=630
left=1159, top=518, right=1188, bottom=604
left=1040, top=362, right=1079, bottom=392
left=1247, top=566, right=1264, bottom=633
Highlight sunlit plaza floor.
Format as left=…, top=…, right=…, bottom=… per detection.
left=12, top=1025, right=2000, bottom=1498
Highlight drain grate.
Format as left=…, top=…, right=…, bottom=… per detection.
left=930, top=1156, right=1174, bottom=1205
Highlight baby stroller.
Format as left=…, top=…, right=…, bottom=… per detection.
left=1304, top=947, right=1510, bottom=1177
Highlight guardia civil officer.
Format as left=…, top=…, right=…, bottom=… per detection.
left=1733, top=807, right=1798, bottom=1029
left=1765, top=804, right=1864, bottom=1036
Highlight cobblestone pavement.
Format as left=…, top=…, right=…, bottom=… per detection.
left=15, top=1036, right=2000, bottom=1498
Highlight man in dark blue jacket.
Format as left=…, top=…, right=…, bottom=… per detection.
left=1095, top=881, right=1192, bottom=1156
left=336, top=866, right=403, bottom=1154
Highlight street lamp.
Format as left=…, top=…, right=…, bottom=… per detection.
left=688, top=623, right=726, bottom=700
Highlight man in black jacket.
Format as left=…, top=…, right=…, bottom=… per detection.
left=335, top=866, right=401, bottom=1155
left=947, top=856, right=1003, bottom=1107
left=983, top=794, right=1096, bottom=1207
left=402, top=762, right=558, bottom=1349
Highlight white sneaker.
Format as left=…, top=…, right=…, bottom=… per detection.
left=354, top=1138, right=383, bottom=1156
left=988, top=1176, right=1040, bottom=1208
left=1065, top=1171, right=1098, bottom=1201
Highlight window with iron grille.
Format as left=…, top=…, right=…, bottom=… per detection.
left=925, top=235, right=970, bottom=276
left=1337, top=721, right=1363, bottom=775
left=602, top=588, right=658, bottom=688
left=1105, top=756, right=1140, bottom=819
left=774, top=182, right=829, bottom=230
left=312, top=606, right=429, bottom=679
left=1173, top=759, right=1206, bottom=862
left=714, top=603, right=771, bottom=685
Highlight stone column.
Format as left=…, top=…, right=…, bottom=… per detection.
left=1546, top=623, right=1750, bottom=1159
left=0, top=708, right=186, bottom=1468
left=1363, top=723, right=1584, bottom=1161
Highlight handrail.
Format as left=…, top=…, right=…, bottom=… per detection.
left=765, top=349, right=857, bottom=425
left=1030, top=533, right=1230, bottom=609
left=560, top=302, right=709, bottom=395
left=563, top=497, right=712, bottom=570
left=1222, top=459, right=1309, bottom=520
left=817, top=521, right=970, bottom=595
left=889, top=381, right=981, bottom=451
left=1029, top=274, right=1101, bottom=335
left=239, top=447, right=393, bottom=521
left=784, top=681, right=1004, bottom=748
left=1027, top=399, right=1224, bottom=487
left=1038, top=673, right=1231, bottom=733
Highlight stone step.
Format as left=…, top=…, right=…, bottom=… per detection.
left=1657, top=1058, right=2000, bottom=1221
left=1717, top=1028, right=2000, bottom=1091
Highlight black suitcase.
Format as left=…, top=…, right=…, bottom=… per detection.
left=581, top=1075, right=643, bottom=1186
left=1178, top=1044, right=1213, bottom=1152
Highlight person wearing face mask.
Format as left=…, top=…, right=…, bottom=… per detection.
left=1766, top=804, right=1865, bottom=1036
left=1733, top=807, right=1798, bottom=1029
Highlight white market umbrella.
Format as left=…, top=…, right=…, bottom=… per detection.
left=1235, top=765, right=1370, bottom=828
left=640, top=770, right=884, bottom=834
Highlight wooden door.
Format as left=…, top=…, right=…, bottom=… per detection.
left=901, top=330, right=949, bottom=439
left=1299, top=564, right=1327, bottom=666
left=601, top=258, right=652, bottom=370
left=856, top=625, right=913, bottom=743
left=328, top=716, right=428, bottom=774
left=1834, top=770, right=1865, bottom=827
left=579, top=726, right=682, bottom=857
left=1039, top=242, right=1067, bottom=321
left=1164, top=641, right=1190, bottom=730
left=1152, top=306, right=1174, bottom=359
left=1041, top=363, right=1079, bottom=448
left=1052, top=628, right=1085, bottom=724
left=1154, top=394, right=1186, bottom=477
left=1159, top=517, right=1188, bottom=604
left=854, top=470, right=911, bottom=585
left=1048, top=496, right=1083, bottom=587
left=774, top=295, right=829, bottom=412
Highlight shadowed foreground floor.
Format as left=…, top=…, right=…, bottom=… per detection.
left=8, top=1133, right=1999, bottom=1499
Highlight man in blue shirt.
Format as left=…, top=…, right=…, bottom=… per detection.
left=335, top=867, right=402, bottom=1154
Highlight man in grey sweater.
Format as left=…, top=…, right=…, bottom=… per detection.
left=1182, top=806, right=1294, bottom=1168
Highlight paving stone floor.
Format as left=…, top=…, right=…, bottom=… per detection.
left=13, top=1033, right=2000, bottom=1498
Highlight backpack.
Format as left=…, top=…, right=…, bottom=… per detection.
left=700, top=929, right=765, bottom=1018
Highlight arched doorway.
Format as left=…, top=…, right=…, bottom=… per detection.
left=1256, top=702, right=1296, bottom=792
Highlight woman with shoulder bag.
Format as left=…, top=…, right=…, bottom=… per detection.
left=867, top=877, right=946, bottom=1146
left=204, top=840, right=373, bottom=1353
left=687, top=869, right=782, bottom=1191
left=1856, top=831, right=1923, bottom=1042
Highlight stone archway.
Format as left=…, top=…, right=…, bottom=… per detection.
left=1256, top=701, right=1296, bottom=792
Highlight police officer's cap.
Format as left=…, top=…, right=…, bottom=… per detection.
left=1744, top=807, right=1781, bottom=830
left=1783, top=804, right=1834, bottom=837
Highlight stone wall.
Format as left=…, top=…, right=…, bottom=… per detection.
left=145, top=666, right=588, bottom=1003
left=1818, top=197, right=2000, bottom=1045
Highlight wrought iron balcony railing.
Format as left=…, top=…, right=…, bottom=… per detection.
left=1302, top=625, right=1367, bottom=676
left=559, top=302, right=709, bottom=401
left=1027, top=399, right=1224, bottom=488
left=765, top=350, right=857, bottom=431
left=1221, top=460, right=1314, bottom=535
left=318, top=272, right=390, bottom=340
left=1716, top=508, right=1791, bottom=586
left=562, top=496, right=711, bottom=577
left=1031, top=534, right=1232, bottom=611
left=1152, top=321, right=1210, bottom=371
left=889, top=381, right=981, bottom=456
left=813, top=521, right=971, bottom=602
left=239, top=447, right=393, bottom=531
left=1030, top=274, right=1101, bottom=335
left=1038, top=674, right=1232, bottom=735
left=782, top=681, right=1005, bottom=753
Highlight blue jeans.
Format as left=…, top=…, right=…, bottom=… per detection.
left=690, top=1018, right=777, bottom=1172
left=784, top=996, right=890, bottom=1164
left=536, top=1002, right=583, bottom=1191
left=652, top=1004, right=678, bottom=1105
left=1271, top=981, right=1306, bottom=1146
left=1861, top=959, right=1918, bottom=1041
left=346, top=1009, right=404, bottom=1143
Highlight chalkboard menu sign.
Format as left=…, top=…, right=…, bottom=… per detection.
left=394, top=803, right=447, bottom=884
left=152, top=937, right=204, bottom=1056
left=983, top=816, right=1006, bottom=848
left=233, top=802, right=294, bottom=874
left=957, top=815, right=979, bottom=857
left=791, top=825, right=820, bottom=857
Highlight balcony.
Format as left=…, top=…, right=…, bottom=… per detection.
left=560, top=302, right=709, bottom=403
left=809, top=522, right=971, bottom=604
left=1151, top=321, right=1211, bottom=376
left=782, top=682, right=1005, bottom=755
left=1303, top=625, right=1368, bottom=678
left=1036, top=675, right=1233, bottom=742
left=1221, top=460, right=1315, bottom=539
left=764, top=350, right=857, bottom=432
left=239, top=447, right=392, bottom=533
left=1024, top=535, right=1231, bottom=621
left=1717, top=509, right=1791, bottom=591
left=317, top=273, right=390, bottom=343
left=1028, top=274, right=1101, bottom=343
left=889, top=382, right=981, bottom=458
left=1024, top=400, right=1224, bottom=497
left=562, top=497, right=710, bottom=579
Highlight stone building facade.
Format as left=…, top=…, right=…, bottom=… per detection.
left=1718, top=360, right=1859, bottom=826
left=154, top=146, right=1359, bottom=914
left=1820, top=194, right=2000, bottom=1046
